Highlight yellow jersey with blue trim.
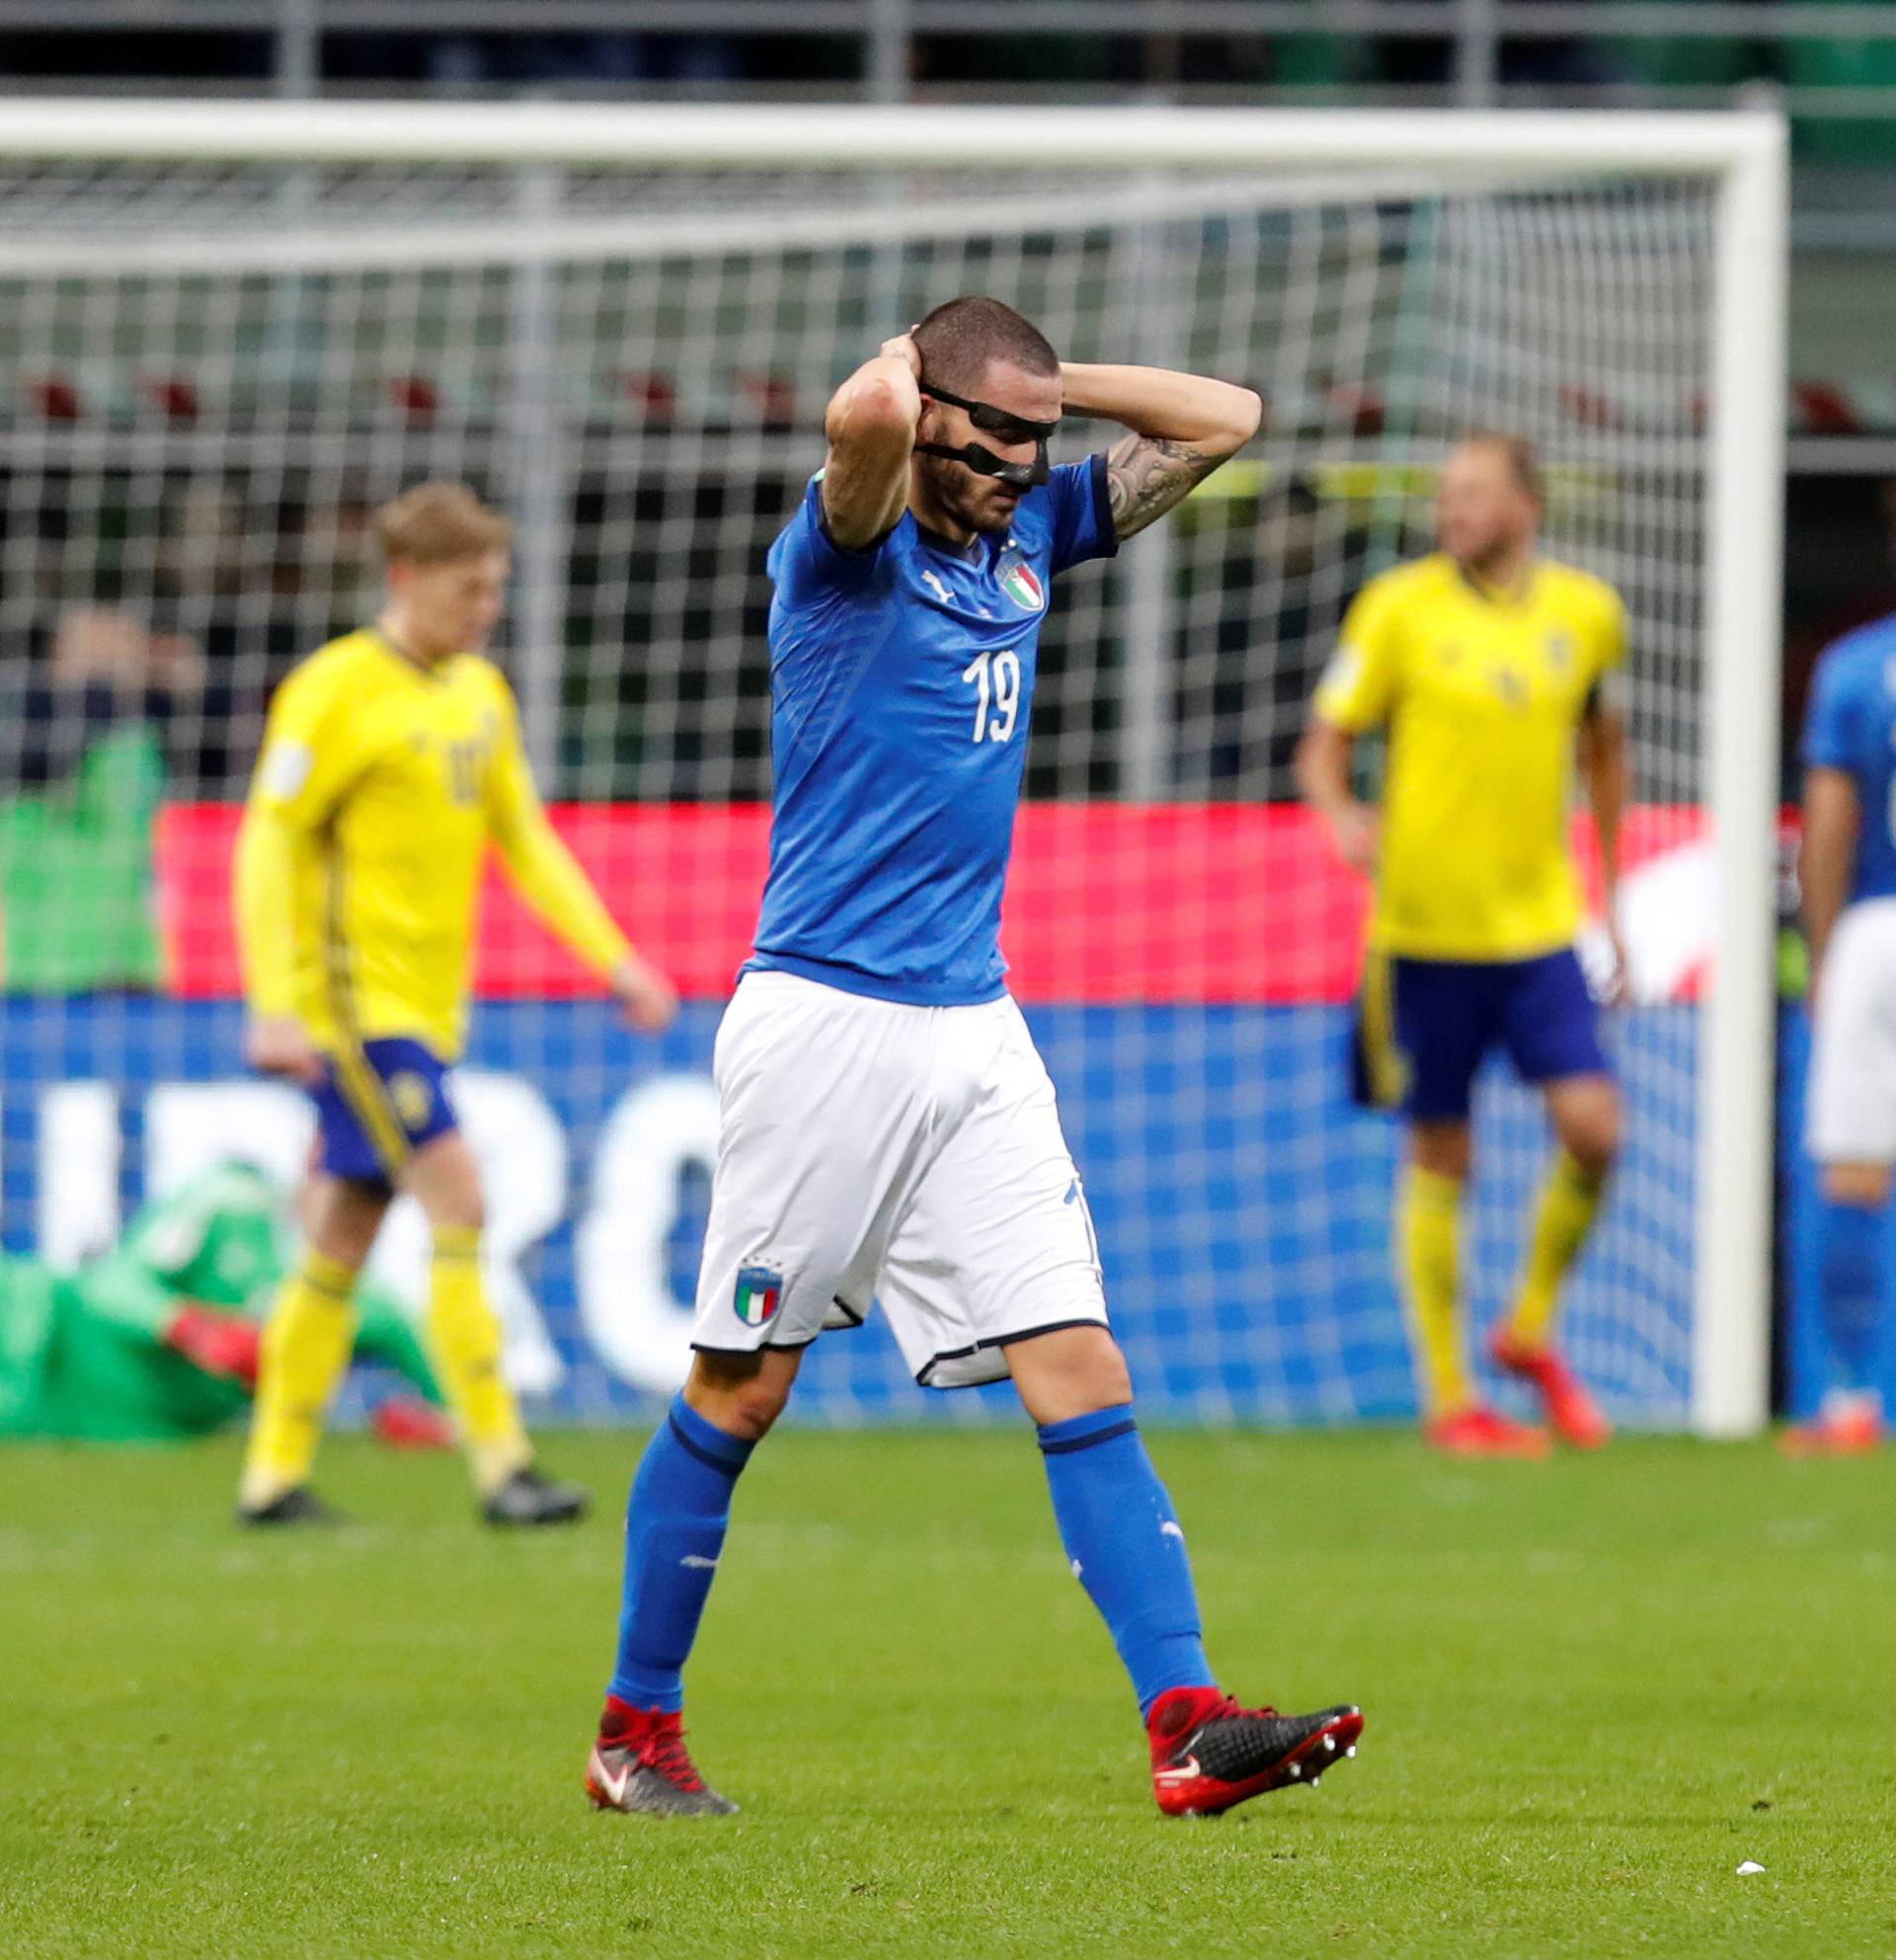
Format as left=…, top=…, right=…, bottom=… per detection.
left=1313, top=553, right=1627, bottom=963
left=234, top=629, right=631, bottom=1058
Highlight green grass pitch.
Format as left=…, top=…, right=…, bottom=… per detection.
left=1, top=1428, right=1891, bottom=1958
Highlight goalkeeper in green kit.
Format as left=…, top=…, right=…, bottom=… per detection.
left=0, top=1159, right=450, bottom=1447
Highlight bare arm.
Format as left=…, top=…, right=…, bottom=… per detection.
left=1294, top=718, right=1378, bottom=875
left=1803, top=764, right=1861, bottom=999
left=487, top=716, right=677, bottom=1033
left=1059, top=362, right=1262, bottom=543
left=819, top=334, right=923, bottom=549
left=1578, top=700, right=1631, bottom=999
left=233, top=802, right=325, bottom=1084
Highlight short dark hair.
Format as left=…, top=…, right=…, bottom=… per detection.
left=1460, top=430, right=1543, bottom=505
left=912, top=295, right=1059, bottom=397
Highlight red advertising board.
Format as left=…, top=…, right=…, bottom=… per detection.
left=155, top=802, right=1707, bottom=1005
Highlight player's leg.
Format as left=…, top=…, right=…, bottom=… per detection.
left=241, top=1037, right=437, bottom=1521
left=588, top=1346, right=803, bottom=1818
left=1403, top=1116, right=1482, bottom=1437
left=615, top=1348, right=802, bottom=1713
left=1789, top=1161, right=1891, bottom=1454
left=238, top=1170, right=385, bottom=1524
left=878, top=1000, right=1203, bottom=1712
left=590, top=973, right=934, bottom=1816
left=1791, top=905, right=1896, bottom=1453
left=1006, top=1323, right=1219, bottom=1713
left=1492, top=949, right=1620, bottom=1448
left=401, top=1127, right=585, bottom=1525
left=1362, top=957, right=1543, bottom=1454
left=883, top=1000, right=1362, bottom=1818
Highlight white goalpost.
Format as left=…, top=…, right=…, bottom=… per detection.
left=0, top=102, right=1784, bottom=1435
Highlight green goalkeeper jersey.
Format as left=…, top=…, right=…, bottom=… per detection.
left=0, top=723, right=167, bottom=993
left=0, top=1161, right=438, bottom=1441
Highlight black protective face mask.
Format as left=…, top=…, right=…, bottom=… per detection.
left=914, top=381, right=1058, bottom=492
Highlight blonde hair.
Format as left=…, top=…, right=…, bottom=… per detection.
left=1459, top=430, right=1543, bottom=506
left=374, top=482, right=513, bottom=567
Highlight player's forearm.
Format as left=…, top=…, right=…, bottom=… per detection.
left=1802, top=768, right=1860, bottom=979
left=1804, top=858, right=1849, bottom=981
left=822, top=352, right=921, bottom=547
left=826, top=353, right=922, bottom=446
left=232, top=804, right=307, bottom=1021
left=1583, top=716, right=1629, bottom=913
left=497, top=819, right=634, bottom=979
left=1295, top=720, right=1357, bottom=822
left=1058, top=363, right=1261, bottom=452
left=1063, top=365, right=1260, bottom=541
left=1296, top=719, right=1380, bottom=873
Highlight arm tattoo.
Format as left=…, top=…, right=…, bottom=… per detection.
left=1104, top=432, right=1230, bottom=542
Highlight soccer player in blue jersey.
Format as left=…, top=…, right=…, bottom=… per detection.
left=583, top=295, right=1364, bottom=1821
left=1791, top=615, right=1896, bottom=1454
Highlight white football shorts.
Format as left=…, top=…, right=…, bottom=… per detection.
left=1809, top=895, right=1896, bottom=1164
left=690, top=970, right=1108, bottom=1387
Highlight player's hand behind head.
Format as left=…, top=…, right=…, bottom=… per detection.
left=612, top=952, right=680, bottom=1035
left=245, top=1015, right=325, bottom=1086
left=879, top=333, right=922, bottom=379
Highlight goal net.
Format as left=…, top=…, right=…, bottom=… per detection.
left=0, top=105, right=1782, bottom=1432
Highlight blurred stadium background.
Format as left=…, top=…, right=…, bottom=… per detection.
left=0, top=5, right=1886, bottom=1433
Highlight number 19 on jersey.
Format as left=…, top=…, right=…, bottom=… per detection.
left=963, top=649, right=1021, bottom=745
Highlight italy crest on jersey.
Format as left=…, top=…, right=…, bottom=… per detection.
left=1000, top=562, right=1046, bottom=613
left=734, top=1265, right=782, bottom=1328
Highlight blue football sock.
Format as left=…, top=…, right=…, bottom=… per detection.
left=608, top=1395, right=754, bottom=1713
left=1816, top=1195, right=1886, bottom=1394
left=1036, top=1406, right=1215, bottom=1717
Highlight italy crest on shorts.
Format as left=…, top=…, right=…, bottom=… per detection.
left=1000, top=562, right=1045, bottom=613
left=734, top=1265, right=782, bottom=1328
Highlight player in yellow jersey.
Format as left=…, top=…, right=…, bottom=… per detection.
left=233, top=483, right=678, bottom=1526
left=1297, top=434, right=1628, bottom=1456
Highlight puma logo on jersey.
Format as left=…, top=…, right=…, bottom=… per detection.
left=1160, top=1521, right=1185, bottom=1542
left=919, top=570, right=955, bottom=605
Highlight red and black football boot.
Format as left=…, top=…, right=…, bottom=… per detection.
left=1147, top=1686, right=1364, bottom=1818
left=586, top=1700, right=737, bottom=1818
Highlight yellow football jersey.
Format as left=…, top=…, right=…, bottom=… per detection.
left=234, top=629, right=630, bottom=1058
left=1313, top=553, right=1626, bottom=963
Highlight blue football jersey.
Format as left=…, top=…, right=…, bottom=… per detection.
left=746, top=455, right=1117, bottom=1005
left=1803, top=613, right=1896, bottom=905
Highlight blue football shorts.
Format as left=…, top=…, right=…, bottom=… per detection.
left=1351, top=945, right=1611, bottom=1124
left=309, top=1036, right=459, bottom=1190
